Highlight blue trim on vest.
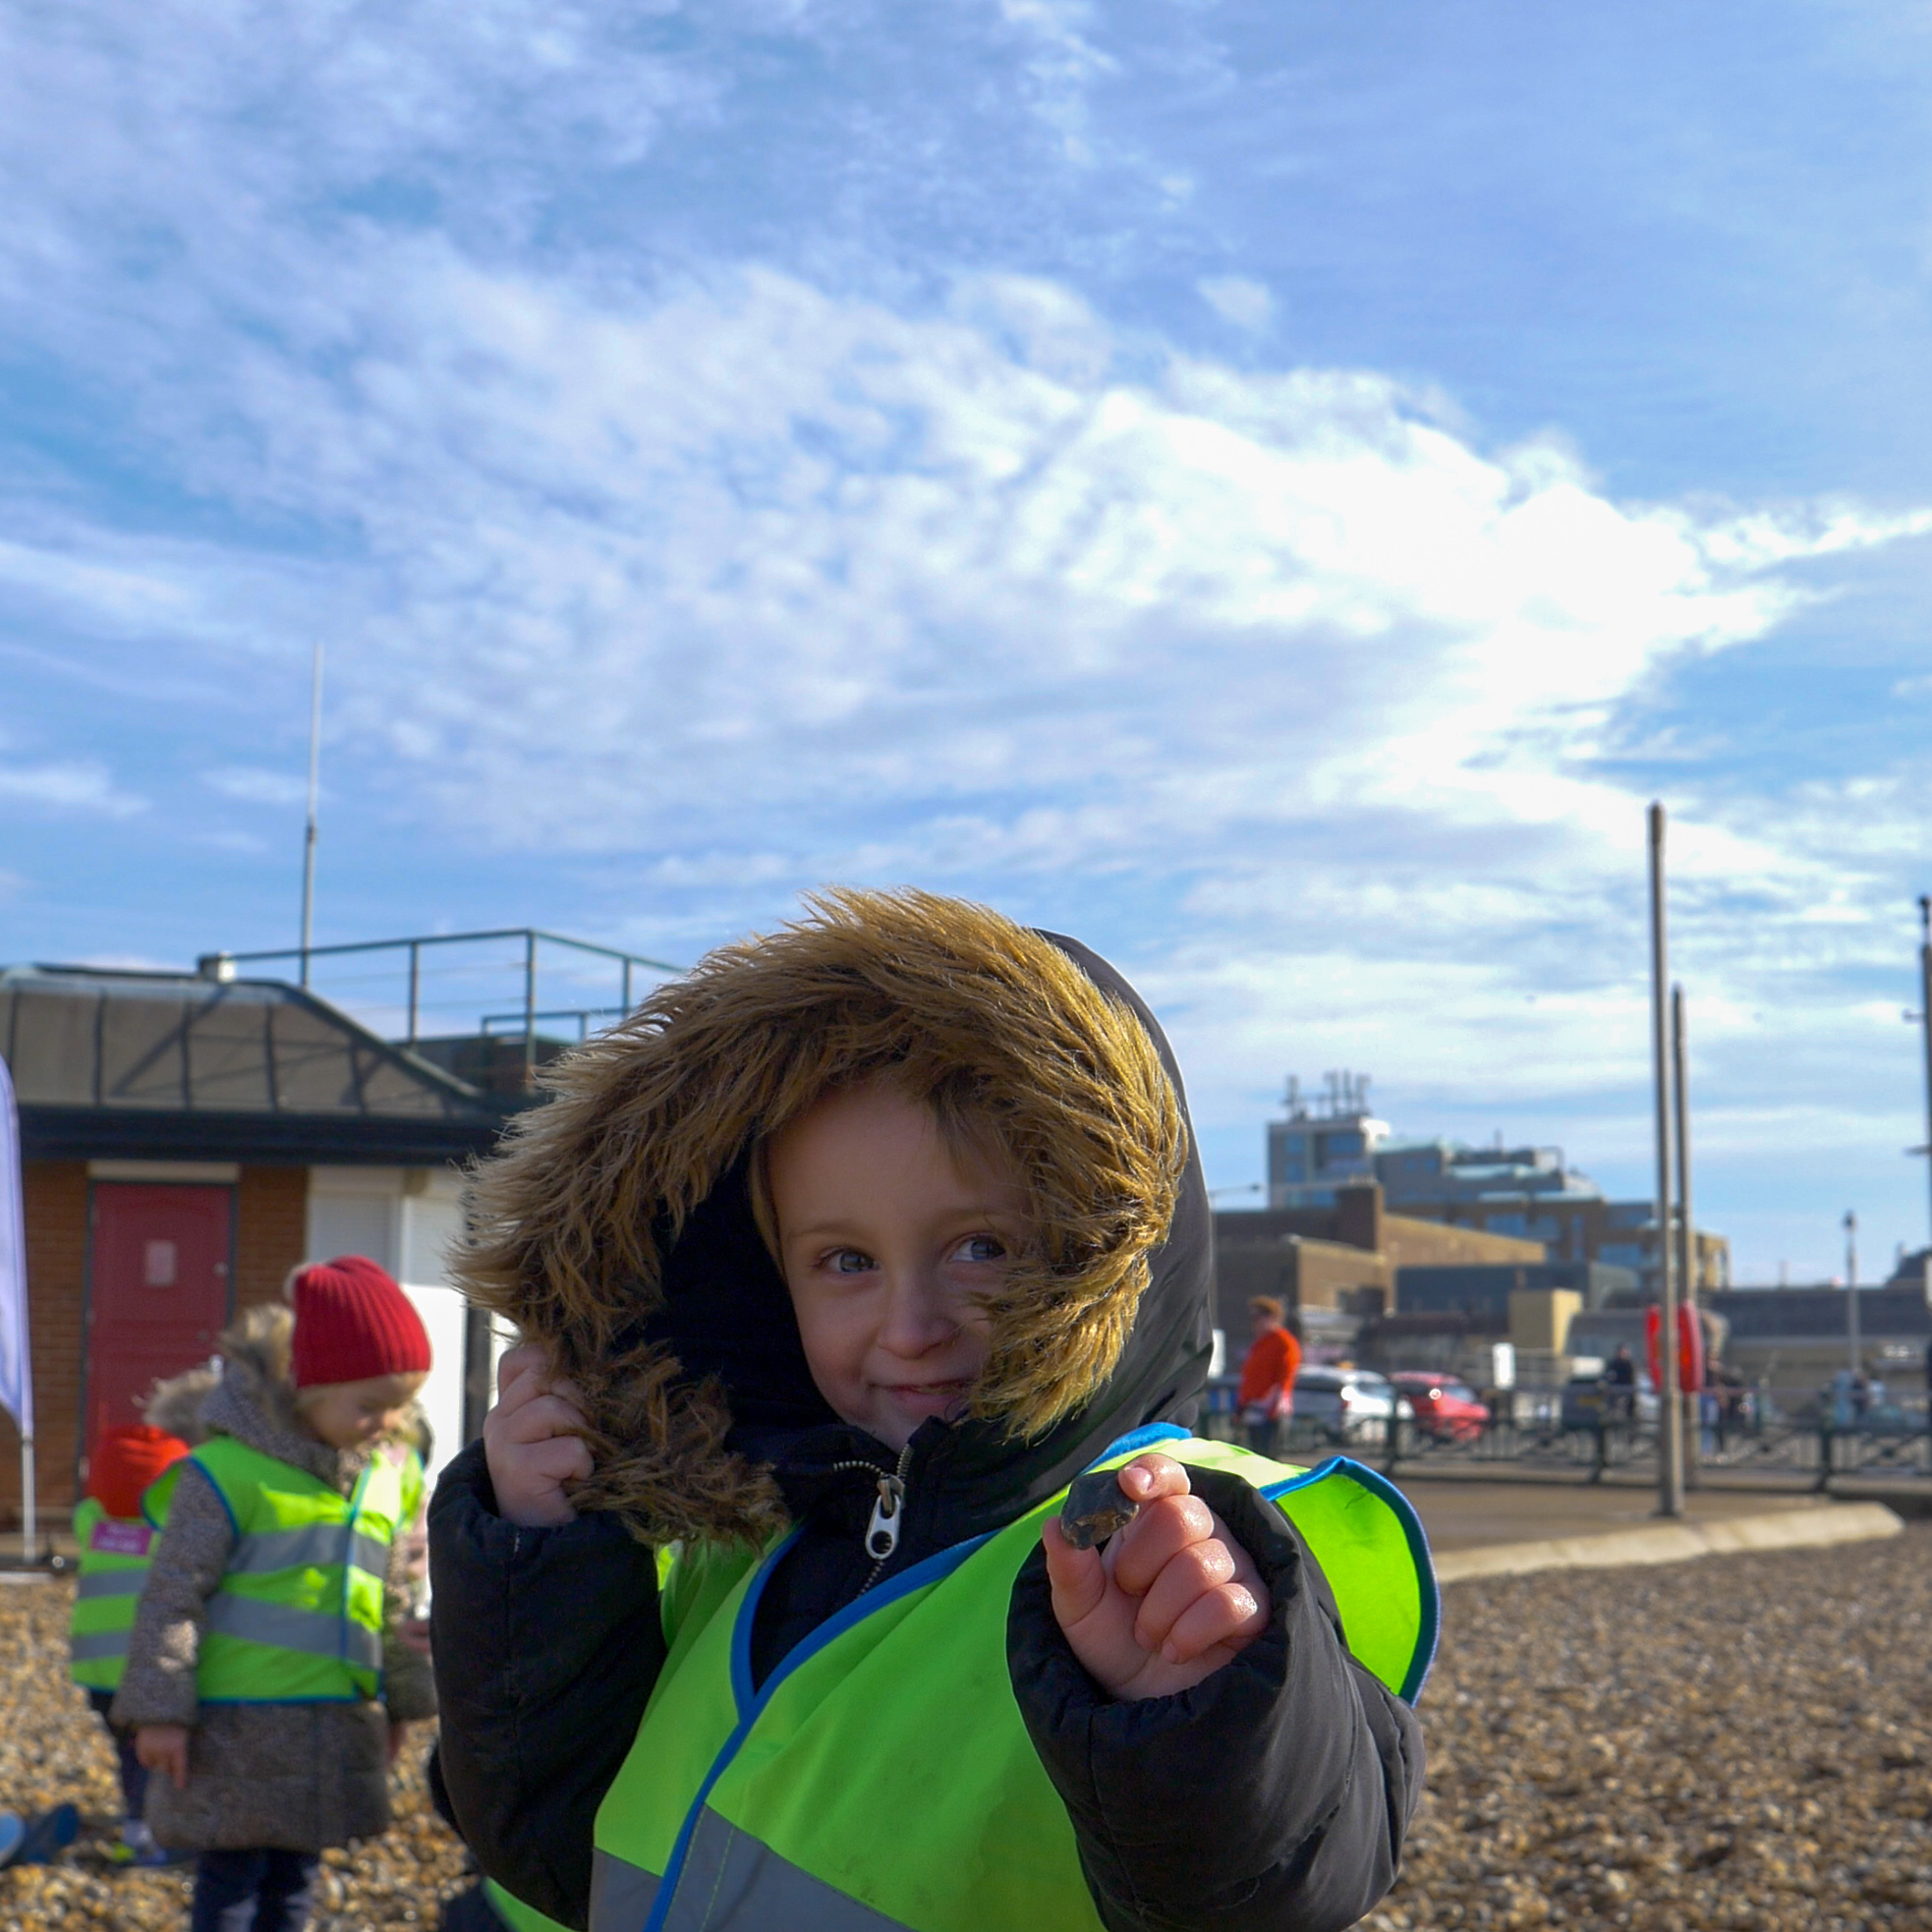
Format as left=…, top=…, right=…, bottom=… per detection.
left=648, top=1522, right=999, bottom=1932
left=1260, top=1455, right=1440, bottom=1705
left=1091, top=1422, right=1192, bottom=1463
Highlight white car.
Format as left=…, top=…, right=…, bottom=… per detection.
left=1291, top=1367, right=1414, bottom=1443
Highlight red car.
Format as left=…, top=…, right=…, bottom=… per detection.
left=1390, top=1372, right=1490, bottom=1442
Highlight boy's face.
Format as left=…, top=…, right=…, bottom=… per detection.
left=767, top=1081, right=1025, bottom=1452
left=298, top=1371, right=426, bottom=1452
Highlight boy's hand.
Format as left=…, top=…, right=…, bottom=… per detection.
left=135, top=1724, right=191, bottom=1790
left=1042, top=1454, right=1270, bottom=1702
left=483, top=1343, right=595, bottom=1528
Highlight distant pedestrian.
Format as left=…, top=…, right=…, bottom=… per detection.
left=1604, top=1343, right=1636, bottom=1423
left=1238, top=1296, right=1301, bottom=1453
left=113, top=1259, right=438, bottom=1932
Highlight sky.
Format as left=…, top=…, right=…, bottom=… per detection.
left=4, top=0, right=1932, bottom=1282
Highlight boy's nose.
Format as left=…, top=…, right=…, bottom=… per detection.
left=877, top=1275, right=961, bottom=1356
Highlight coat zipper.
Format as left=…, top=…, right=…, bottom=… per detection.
left=825, top=1440, right=915, bottom=1593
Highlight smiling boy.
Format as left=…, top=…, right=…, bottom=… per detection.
left=431, top=890, right=1430, bottom=1932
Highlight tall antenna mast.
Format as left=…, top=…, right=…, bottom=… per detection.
left=300, top=642, right=323, bottom=989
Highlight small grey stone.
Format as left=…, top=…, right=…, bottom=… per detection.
left=1060, top=1469, right=1141, bottom=1550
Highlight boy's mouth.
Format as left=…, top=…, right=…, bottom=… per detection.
left=881, top=1378, right=975, bottom=1412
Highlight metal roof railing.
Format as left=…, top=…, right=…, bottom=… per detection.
left=197, top=928, right=681, bottom=1074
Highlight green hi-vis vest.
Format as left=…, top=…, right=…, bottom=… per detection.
left=486, top=1879, right=573, bottom=1932
left=151, top=1436, right=408, bottom=1705
left=68, top=1498, right=159, bottom=1691
left=590, top=1426, right=1438, bottom=1932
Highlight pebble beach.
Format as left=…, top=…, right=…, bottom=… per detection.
left=3, top=1520, right=1927, bottom=1930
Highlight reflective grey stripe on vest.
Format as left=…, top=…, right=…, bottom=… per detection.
left=75, top=1569, right=146, bottom=1600
left=204, top=1594, right=383, bottom=1671
left=589, top=1848, right=659, bottom=1932
left=229, top=1524, right=390, bottom=1579
left=69, top=1628, right=133, bottom=1662
left=615, top=1807, right=913, bottom=1932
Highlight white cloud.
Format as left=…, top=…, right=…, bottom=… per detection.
left=1197, top=275, right=1275, bottom=332
left=203, top=767, right=310, bottom=808
left=0, top=759, right=145, bottom=817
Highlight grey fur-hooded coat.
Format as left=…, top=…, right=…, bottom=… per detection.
left=112, top=1306, right=438, bottom=1852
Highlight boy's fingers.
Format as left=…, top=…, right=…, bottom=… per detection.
left=523, top=1435, right=595, bottom=1484
left=1130, top=1536, right=1238, bottom=1653
left=1041, top=1517, right=1108, bottom=1629
left=495, top=1346, right=586, bottom=1421
left=1117, top=1453, right=1192, bottom=1504
left=499, top=1391, right=591, bottom=1446
left=1108, top=1493, right=1216, bottom=1598
left=495, top=1342, right=547, bottom=1404
left=1159, top=1581, right=1266, bottom=1666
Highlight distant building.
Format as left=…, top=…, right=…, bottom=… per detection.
left=1213, top=1183, right=1545, bottom=1359
left=0, top=932, right=668, bottom=1527
left=1265, top=1074, right=1730, bottom=1296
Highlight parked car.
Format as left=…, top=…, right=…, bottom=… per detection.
left=1561, top=1369, right=1659, bottom=1430
left=1292, top=1367, right=1414, bottom=1443
left=1389, top=1372, right=1490, bottom=1442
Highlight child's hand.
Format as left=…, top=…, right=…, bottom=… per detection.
left=135, top=1724, right=191, bottom=1790
left=483, top=1343, right=595, bottom=1527
left=1041, top=1454, right=1270, bottom=1702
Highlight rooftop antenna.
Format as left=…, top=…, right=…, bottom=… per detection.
left=1284, top=1075, right=1301, bottom=1116
left=299, top=642, right=323, bottom=989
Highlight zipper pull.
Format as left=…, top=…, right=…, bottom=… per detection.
left=865, top=1476, right=905, bottom=1562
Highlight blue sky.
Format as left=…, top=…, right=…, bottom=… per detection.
left=4, top=0, right=1932, bottom=1281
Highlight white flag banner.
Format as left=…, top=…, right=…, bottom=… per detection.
left=0, top=1053, right=28, bottom=1440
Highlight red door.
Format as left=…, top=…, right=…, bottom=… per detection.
left=87, top=1184, right=233, bottom=1461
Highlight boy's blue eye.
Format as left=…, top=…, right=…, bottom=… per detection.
left=956, top=1235, right=1005, bottom=1264
left=832, top=1249, right=876, bottom=1274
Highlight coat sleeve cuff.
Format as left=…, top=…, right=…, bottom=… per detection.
left=1007, top=1465, right=1421, bottom=1932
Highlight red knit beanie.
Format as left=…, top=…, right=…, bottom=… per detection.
left=89, top=1424, right=192, bottom=1520
left=290, top=1255, right=432, bottom=1389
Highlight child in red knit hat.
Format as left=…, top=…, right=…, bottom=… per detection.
left=70, top=1421, right=193, bottom=1864
left=115, top=1258, right=437, bottom=1932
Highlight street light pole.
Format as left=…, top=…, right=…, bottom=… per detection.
left=1648, top=803, right=1684, bottom=1517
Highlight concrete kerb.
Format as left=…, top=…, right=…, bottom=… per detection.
left=1434, top=1502, right=1904, bottom=1585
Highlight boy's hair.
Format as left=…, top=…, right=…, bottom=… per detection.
left=455, top=888, right=1187, bottom=1545
left=1249, top=1296, right=1284, bottom=1323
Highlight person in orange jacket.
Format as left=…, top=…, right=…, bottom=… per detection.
left=1237, top=1296, right=1301, bottom=1453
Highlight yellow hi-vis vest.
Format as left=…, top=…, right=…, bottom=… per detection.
left=157, top=1436, right=408, bottom=1704
left=588, top=1427, right=1438, bottom=1932
left=68, top=1498, right=158, bottom=1692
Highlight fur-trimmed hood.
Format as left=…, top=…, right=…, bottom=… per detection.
left=455, top=889, right=1214, bottom=1547
left=142, top=1361, right=221, bottom=1447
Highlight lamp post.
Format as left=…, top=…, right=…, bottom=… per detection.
left=1648, top=804, right=1684, bottom=1517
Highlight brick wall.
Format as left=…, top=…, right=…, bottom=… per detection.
left=235, top=1165, right=309, bottom=1312
left=0, top=1160, right=88, bottom=1521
